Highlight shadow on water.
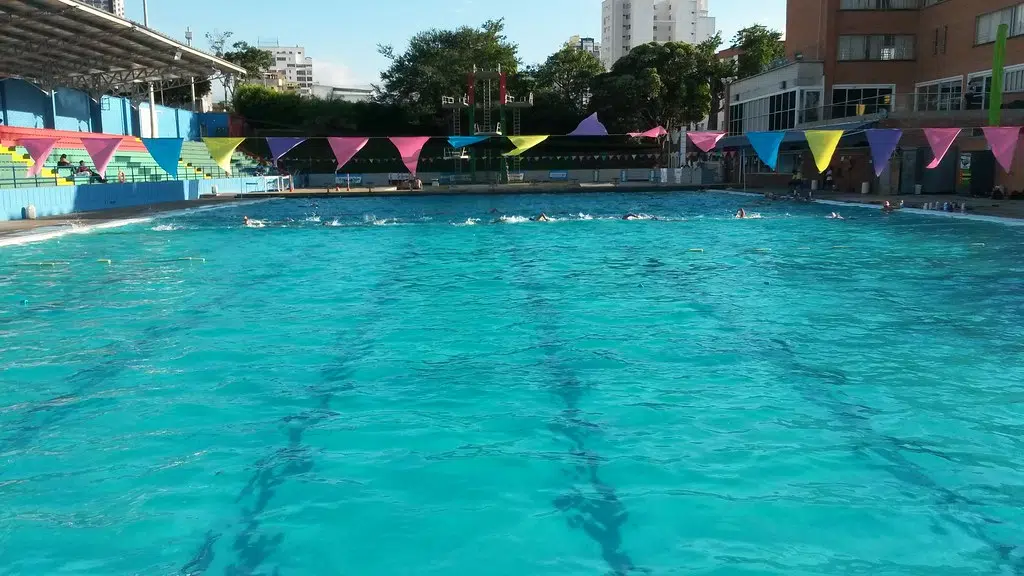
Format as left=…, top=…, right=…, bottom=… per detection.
left=512, top=252, right=645, bottom=575
left=180, top=242, right=409, bottom=575
left=765, top=337, right=1024, bottom=573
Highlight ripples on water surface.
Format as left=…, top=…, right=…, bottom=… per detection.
left=1, top=191, right=1024, bottom=575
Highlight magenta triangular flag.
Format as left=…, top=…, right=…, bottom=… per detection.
left=865, top=129, right=902, bottom=177
left=568, top=113, right=608, bottom=136
left=982, top=126, right=1021, bottom=173
left=266, top=137, right=307, bottom=164
left=923, top=128, right=960, bottom=169
left=687, top=132, right=725, bottom=153
left=628, top=126, right=668, bottom=138
left=18, top=137, right=59, bottom=177
left=327, top=137, right=369, bottom=170
left=82, top=138, right=122, bottom=177
left=388, top=136, right=431, bottom=175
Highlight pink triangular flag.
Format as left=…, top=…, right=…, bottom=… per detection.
left=923, top=128, right=960, bottom=169
left=82, top=138, right=122, bottom=177
left=687, top=132, right=725, bottom=153
left=17, top=137, right=59, bottom=177
left=628, top=126, right=668, bottom=138
left=982, top=126, right=1021, bottom=173
left=388, top=136, right=431, bottom=175
left=327, top=137, right=369, bottom=170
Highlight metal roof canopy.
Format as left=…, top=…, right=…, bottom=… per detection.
left=0, top=0, right=245, bottom=98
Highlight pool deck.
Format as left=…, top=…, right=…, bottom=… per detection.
left=2, top=183, right=1023, bottom=239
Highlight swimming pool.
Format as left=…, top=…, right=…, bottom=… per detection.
left=2, top=191, right=1023, bottom=575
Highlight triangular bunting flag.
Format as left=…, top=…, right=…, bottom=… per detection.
left=266, top=137, right=307, bottom=164
left=82, top=138, right=122, bottom=177
left=982, top=126, right=1021, bottom=173
left=687, top=132, right=725, bottom=153
left=568, top=112, right=608, bottom=136
left=864, top=129, right=902, bottom=177
left=17, top=137, right=59, bottom=177
left=504, top=136, right=549, bottom=157
left=388, top=136, right=431, bottom=174
left=804, top=130, right=844, bottom=173
left=628, top=126, right=668, bottom=138
left=746, top=132, right=786, bottom=171
left=327, top=137, right=369, bottom=170
left=142, top=138, right=184, bottom=178
left=448, top=136, right=489, bottom=149
left=923, top=128, right=960, bottom=169
left=203, top=137, right=246, bottom=175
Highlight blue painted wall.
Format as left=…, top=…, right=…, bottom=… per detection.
left=97, top=96, right=133, bottom=136
left=198, top=113, right=230, bottom=137
left=0, top=79, right=200, bottom=139
left=53, top=88, right=93, bottom=132
left=0, top=177, right=270, bottom=220
left=0, top=79, right=51, bottom=129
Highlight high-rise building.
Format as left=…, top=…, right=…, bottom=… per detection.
left=77, top=0, right=125, bottom=18
left=260, top=40, right=315, bottom=96
left=568, top=35, right=602, bottom=60
left=600, top=0, right=715, bottom=68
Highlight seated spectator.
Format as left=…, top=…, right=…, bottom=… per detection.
left=75, top=161, right=106, bottom=184
left=57, top=154, right=70, bottom=167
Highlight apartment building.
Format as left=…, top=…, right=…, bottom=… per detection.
left=78, top=0, right=125, bottom=18
left=723, top=0, right=1024, bottom=194
left=784, top=0, right=1023, bottom=116
left=600, top=0, right=716, bottom=68
left=261, top=41, right=315, bottom=96
left=568, top=35, right=603, bottom=61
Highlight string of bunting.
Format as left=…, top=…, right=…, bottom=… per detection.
left=13, top=112, right=1022, bottom=178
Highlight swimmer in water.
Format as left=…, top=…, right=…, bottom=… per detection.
left=243, top=216, right=251, bottom=226
left=735, top=208, right=746, bottom=219
left=531, top=213, right=552, bottom=222
left=623, top=213, right=641, bottom=220
left=827, top=212, right=844, bottom=220
left=882, top=200, right=898, bottom=213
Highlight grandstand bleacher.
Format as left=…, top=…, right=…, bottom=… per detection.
left=0, top=126, right=262, bottom=189
left=0, top=0, right=270, bottom=209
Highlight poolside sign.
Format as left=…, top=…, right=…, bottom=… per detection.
left=549, top=170, right=569, bottom=180
left=335, top=174, right=363, bottom=185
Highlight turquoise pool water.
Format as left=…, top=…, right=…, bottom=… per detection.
left=2, top=191, right=1024, bottom=575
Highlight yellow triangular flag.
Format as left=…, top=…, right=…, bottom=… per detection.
left=203, top=137, right=245, bottom=175
left=804, top=130, right=844, bottom=173
left=504, top=135, right=549, bottom=157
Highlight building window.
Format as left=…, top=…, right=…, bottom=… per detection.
left=975, top=4, right=1024, bottom=44
left=728, top=103, right=743, bottom=136
left=837, top=35, right=915, bottom=60
left=799, top=89, right=822, bottom=124
left=915, top=78, right=963, bottom=111
left=768, top=91, right=797, bottom=131
left=965, top=64, right=1024, bottom=109
left=830, top=86, right=894, bottom=118
left=839, top=0, right=917, bottom=9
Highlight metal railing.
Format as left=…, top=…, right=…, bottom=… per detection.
left=726, top=91, right=1024, bottom=135
left=0, top=163, right=267, bottom=189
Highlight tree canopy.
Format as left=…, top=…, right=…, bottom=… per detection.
left=732, top=25, right=785, bottom=79
left=375, top=19, right=519, bottom=120
left=589, top=40, right=721, bottom=133
left=533, top=44, right=605, bottom=116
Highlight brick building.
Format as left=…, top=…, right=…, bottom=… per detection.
left=722, top=0, right=1024, bottom=194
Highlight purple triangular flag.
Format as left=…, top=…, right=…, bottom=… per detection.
left=568, top=113, right=608, bottom=136
left=865, top=129, right=902, bottom=177
left=266, top=137, right=307, bottom=164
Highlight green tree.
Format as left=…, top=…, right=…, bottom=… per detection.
left=219, top=41, right=275, bottom=101
left=375, top=19, right=520, bottom=121
left=206, top=30, right=233, bottom=57
left=697, top=33, right=735, bottom=131
left=534, top=44, right=605, bottom=115
left=588, top=42, right=714, bottom=134
left=732, top=25, right=785, bottom=79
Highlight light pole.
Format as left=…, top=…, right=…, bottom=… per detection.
left=144, top=0, right=158, bottom=138
left=186, top=27, right=197, bottom=112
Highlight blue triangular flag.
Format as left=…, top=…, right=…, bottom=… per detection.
left=142, top=138, right=184, bottom=178
left=448, top=136, right=489, bottom=149
left=746, top=132, right=786, bottom=171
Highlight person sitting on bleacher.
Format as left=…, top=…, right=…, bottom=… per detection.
left=57, top=154, right=70, bottom=167
left=76, top=160, right=107, bottom=184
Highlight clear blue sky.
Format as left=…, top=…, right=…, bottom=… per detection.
left=126, top=0, right=786, bottom=86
